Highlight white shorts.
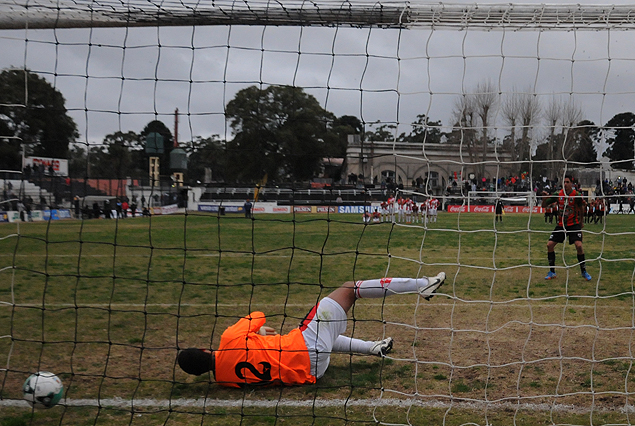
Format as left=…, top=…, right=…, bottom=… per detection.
left=300, top=297, right=347, bottom=379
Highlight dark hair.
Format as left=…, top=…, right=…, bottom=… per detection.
left=178, top=348, right=214, bottom=376
left=564, top=174, right=574, bottom=182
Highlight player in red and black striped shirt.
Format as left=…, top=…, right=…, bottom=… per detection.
left=541, top=175, right=591, bottom=281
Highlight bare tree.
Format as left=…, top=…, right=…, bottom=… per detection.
left=501, top=90, right=522, bottom=163
left=502, top=88, right=542, bottom=175
left=559, top=100, right=585, bottom=176
left=450, top=93, right=478, bottom=167
left=542, top=96, right=584, bottom=179
left=452, top=81, right=499, bottom=178
left=543, top=96, right=562, bottom=179
left=518, top=90, right=542, bottom=167
left=473, top=80, right=499, bottom=177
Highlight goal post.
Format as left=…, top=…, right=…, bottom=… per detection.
left=3, top=2, right=635, bottom=30
left=466, top=191, right=537, bottom=209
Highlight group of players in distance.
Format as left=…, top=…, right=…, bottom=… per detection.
left=544, top=194, right=608, bottom=225
left=177, top=174, right=592, bottom=388
left=363, top=195, right=441, bottom=224
left=24, top=174, right=594, bottom=402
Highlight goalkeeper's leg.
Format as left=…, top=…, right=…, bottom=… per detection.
left=332, top=335, right=393, bottom=356
left=326, top=273, right=446, bottom=314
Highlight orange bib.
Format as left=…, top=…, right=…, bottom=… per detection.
left=214, top=312, right=316, bottom=387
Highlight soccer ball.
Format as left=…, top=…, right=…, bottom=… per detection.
left=23, top=371, right=63, bottom=409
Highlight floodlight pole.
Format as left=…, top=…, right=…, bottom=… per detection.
left=149, top=157, right=160, bottom=187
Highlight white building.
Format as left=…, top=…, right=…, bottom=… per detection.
left=345, top=136, right=515, bottom=195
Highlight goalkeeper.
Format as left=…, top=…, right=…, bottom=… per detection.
left=541, top=175, right=591, bottom=281
left=177, top=273, right=446, bottom=387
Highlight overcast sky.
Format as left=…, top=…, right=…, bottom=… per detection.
left=2, top=0, right=635, bottom=151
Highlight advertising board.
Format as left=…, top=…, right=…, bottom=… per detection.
left=24, top=156, right=69, bottom=176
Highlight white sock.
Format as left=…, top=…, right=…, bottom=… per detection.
left=332, top=335, right=373, bottom=354
left=354, top=277, right=430, bottom=298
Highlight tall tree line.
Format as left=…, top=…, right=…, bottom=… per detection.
left=2, top=69, right=634, bottom=185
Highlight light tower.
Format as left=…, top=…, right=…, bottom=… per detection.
left=170, top=108, right=187, bottom=186
left=145, top=132, right=164, bottom=187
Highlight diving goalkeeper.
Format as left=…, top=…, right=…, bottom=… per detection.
left=177, top=273, right=446, bottom=387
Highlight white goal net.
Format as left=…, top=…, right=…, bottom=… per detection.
left=2, top=2, right=635, bottom=426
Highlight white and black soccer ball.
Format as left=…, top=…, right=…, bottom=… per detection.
left=23, top=371, right=63, bottom=409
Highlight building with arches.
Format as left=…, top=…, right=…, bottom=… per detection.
left=345, top=136, right=515, bottom=195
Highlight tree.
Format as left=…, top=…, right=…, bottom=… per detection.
left=604, top=112, right=635, bottom=170
left=502, top=88, right=542, bottom=173
left=539, top=97, right=585, bottom=179
left=473, top=81, right=499, bottom=177
left=185, top=135, right=226, bottom=183
left=319, top=115, right=363, bottom=182
left=68, top=144, right=88, bottom=177
left=0, top=69, right=78, bottom=169
left=334, top=115, right=363, bottom=135
left=449, top=93, right=478, bottom=166
left=328, top=115, right=362, bottom=157
left=364, top=122, right=396, bottom=142
left=225, top=85, right=336, bottom=182
left=398, top=114, right=443, bottom=144
left=543, top=96, right=561, bottom=179
left=501, top=91, right=522, bottom=163
left=89, top=131, right=142, bottom=178
left=569, top=120, right=598, bottom=165
left=140, top=120, right=173, bottom=149
left=0, top=117, right=21, bottom=170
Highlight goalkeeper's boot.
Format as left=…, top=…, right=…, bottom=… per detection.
left=582, top=271, right=592, bottom=281
left=545, top=271, right=557, bottom=280
left=419, top=272, right=446, bottom=301
left=369, top=337, right=393, bottom=357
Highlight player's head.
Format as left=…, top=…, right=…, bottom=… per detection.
left=178, top=348, right=215, bottom=376
left=563, top=174, right=574, bottom=191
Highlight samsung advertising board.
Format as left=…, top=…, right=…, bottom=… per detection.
left=337, top=205, right=377, bottom=214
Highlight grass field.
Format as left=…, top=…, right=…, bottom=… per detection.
left=1, top=211, right=635, bottom=425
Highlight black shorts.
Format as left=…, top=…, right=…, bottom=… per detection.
left=549, top=224, right=583, bottom=245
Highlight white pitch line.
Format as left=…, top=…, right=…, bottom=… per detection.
left=1, top=397, right=632, bottom=415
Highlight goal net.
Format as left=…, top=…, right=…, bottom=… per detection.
left=2, top=1, right=635, bottom=425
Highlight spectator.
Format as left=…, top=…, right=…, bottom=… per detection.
left=104, top=200, right=111, bottom=219
left=243, top=199, right=253, bottom=218
left=74, top=197, right=80, bottom=219
left=93, top=202, right=101, bottom=219
left=17, top=201, right=25, bottom=221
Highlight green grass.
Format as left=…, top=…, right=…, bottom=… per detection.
left=1, top=211, right=635, bottom=425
